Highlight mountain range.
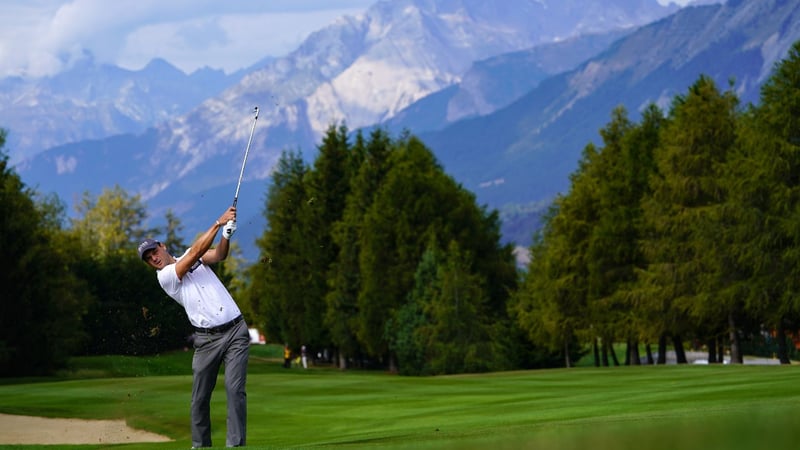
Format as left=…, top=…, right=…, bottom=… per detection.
left=9, top=0, right=799, bottom=261
left=0, top=52, right=267, bottom=164
left=420, top=0, right=800, bottom=243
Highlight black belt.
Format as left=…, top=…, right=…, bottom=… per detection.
left=194, top=315, right=243, bottom=334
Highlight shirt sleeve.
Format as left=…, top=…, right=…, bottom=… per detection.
left=157, top=264, right=181, bottom=302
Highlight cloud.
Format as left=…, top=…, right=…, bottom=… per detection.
left=118, top=9, right=366, bottom=74
left=174, top=19, right=230, bottom=49
left=55, top=155, right=77, bottom=174
left=0, top=0, right=373, bottom=77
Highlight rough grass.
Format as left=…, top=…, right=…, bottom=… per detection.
left=0, top=346, right=798, bottom=449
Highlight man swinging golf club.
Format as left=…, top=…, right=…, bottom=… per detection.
left=137, top=107, right=259, bottom=448
left=138, top=208, right=248, bottom=448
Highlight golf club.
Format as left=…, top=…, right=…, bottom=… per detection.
left=233, top=106, right=259, bottom=208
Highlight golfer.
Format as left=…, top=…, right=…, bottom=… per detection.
left=138, top=206, right=248, bottom=448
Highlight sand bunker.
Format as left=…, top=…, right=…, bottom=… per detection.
left=0, top=413, right=172, bottom=445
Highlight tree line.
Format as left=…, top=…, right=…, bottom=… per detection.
left=2, top=41, right=799, bottom=376
left=511, top=41, right=800, bottom=367
left=245, top=128, right=525, bottom=374
left=0, top=162, right=193, bottom=375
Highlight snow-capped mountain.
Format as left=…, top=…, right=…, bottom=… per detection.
left=19, top=0, right=677, bottom=194
left=13, top=0, right=691, bottom=258
left=212, top=0, right=678, bottom=148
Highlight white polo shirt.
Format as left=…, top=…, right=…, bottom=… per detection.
left=157, top=249, right=241, bottom=329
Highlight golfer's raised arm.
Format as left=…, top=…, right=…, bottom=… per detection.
left=175, top=207, right=235, bottom=277
left=205, top=219, right=237, bottom=264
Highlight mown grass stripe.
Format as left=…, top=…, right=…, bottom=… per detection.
left=0, top=351, right=798, bottom=449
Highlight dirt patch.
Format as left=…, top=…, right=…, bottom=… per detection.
left=0, top=413, right=172, bottom=445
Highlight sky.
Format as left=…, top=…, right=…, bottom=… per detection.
left=0, top=0, right=375, bottom=77
left=0, top=0, right=694, bottom=78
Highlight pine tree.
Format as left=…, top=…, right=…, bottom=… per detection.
left=164, top=208, right=187, bottom=256
left=387, top=245, right=438, bottom=375
left=420, top=241, right=499, bottom=374
left=249, top=150, right=310, bottom=345
left=640, top=75, right=741, bottom=363
left=586, top=106, right=665, bottom=364
left=357, top=136, right=516, bottom=371
left=326, top=128, right=393, bottom=368
left=511, top=141, right=600, bottom=367
left=357, top=137, right=443, bottom=368
left=294, top=123, right=354, bottom=351
left=724, top=41, right=800, bottom=363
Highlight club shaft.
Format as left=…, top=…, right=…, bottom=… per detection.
left=233, top=107, right=259, bottom=207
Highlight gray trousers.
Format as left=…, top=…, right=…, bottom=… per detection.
left=191, top=319, right=250, bottom=448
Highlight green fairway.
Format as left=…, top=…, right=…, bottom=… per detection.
left=0, top=348, right=798, bottom=449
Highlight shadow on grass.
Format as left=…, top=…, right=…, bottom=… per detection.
left=360, top=406, right=799, bottom=450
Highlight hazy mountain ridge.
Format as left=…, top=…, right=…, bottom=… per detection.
left=2, top=53, right=254, bottom=164
left=421, top=0, right=800, bottom=245
left=16, top=0, right=677, bottom=196
left=12, top=0, right=697, bottom=259
left=384, top=28, right=634, bottom=134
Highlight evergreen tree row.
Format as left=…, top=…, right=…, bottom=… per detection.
left=4, top=40, right=800, bottom=376
left=511, top=41, right=800, bottom=366
left=245, top=127, right=527, bottom=374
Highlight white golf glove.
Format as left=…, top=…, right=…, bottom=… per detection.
left=223, top=220, right=237, bottom=239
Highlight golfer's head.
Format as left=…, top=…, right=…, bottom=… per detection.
left=138, top=238, right=167, bottom=269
